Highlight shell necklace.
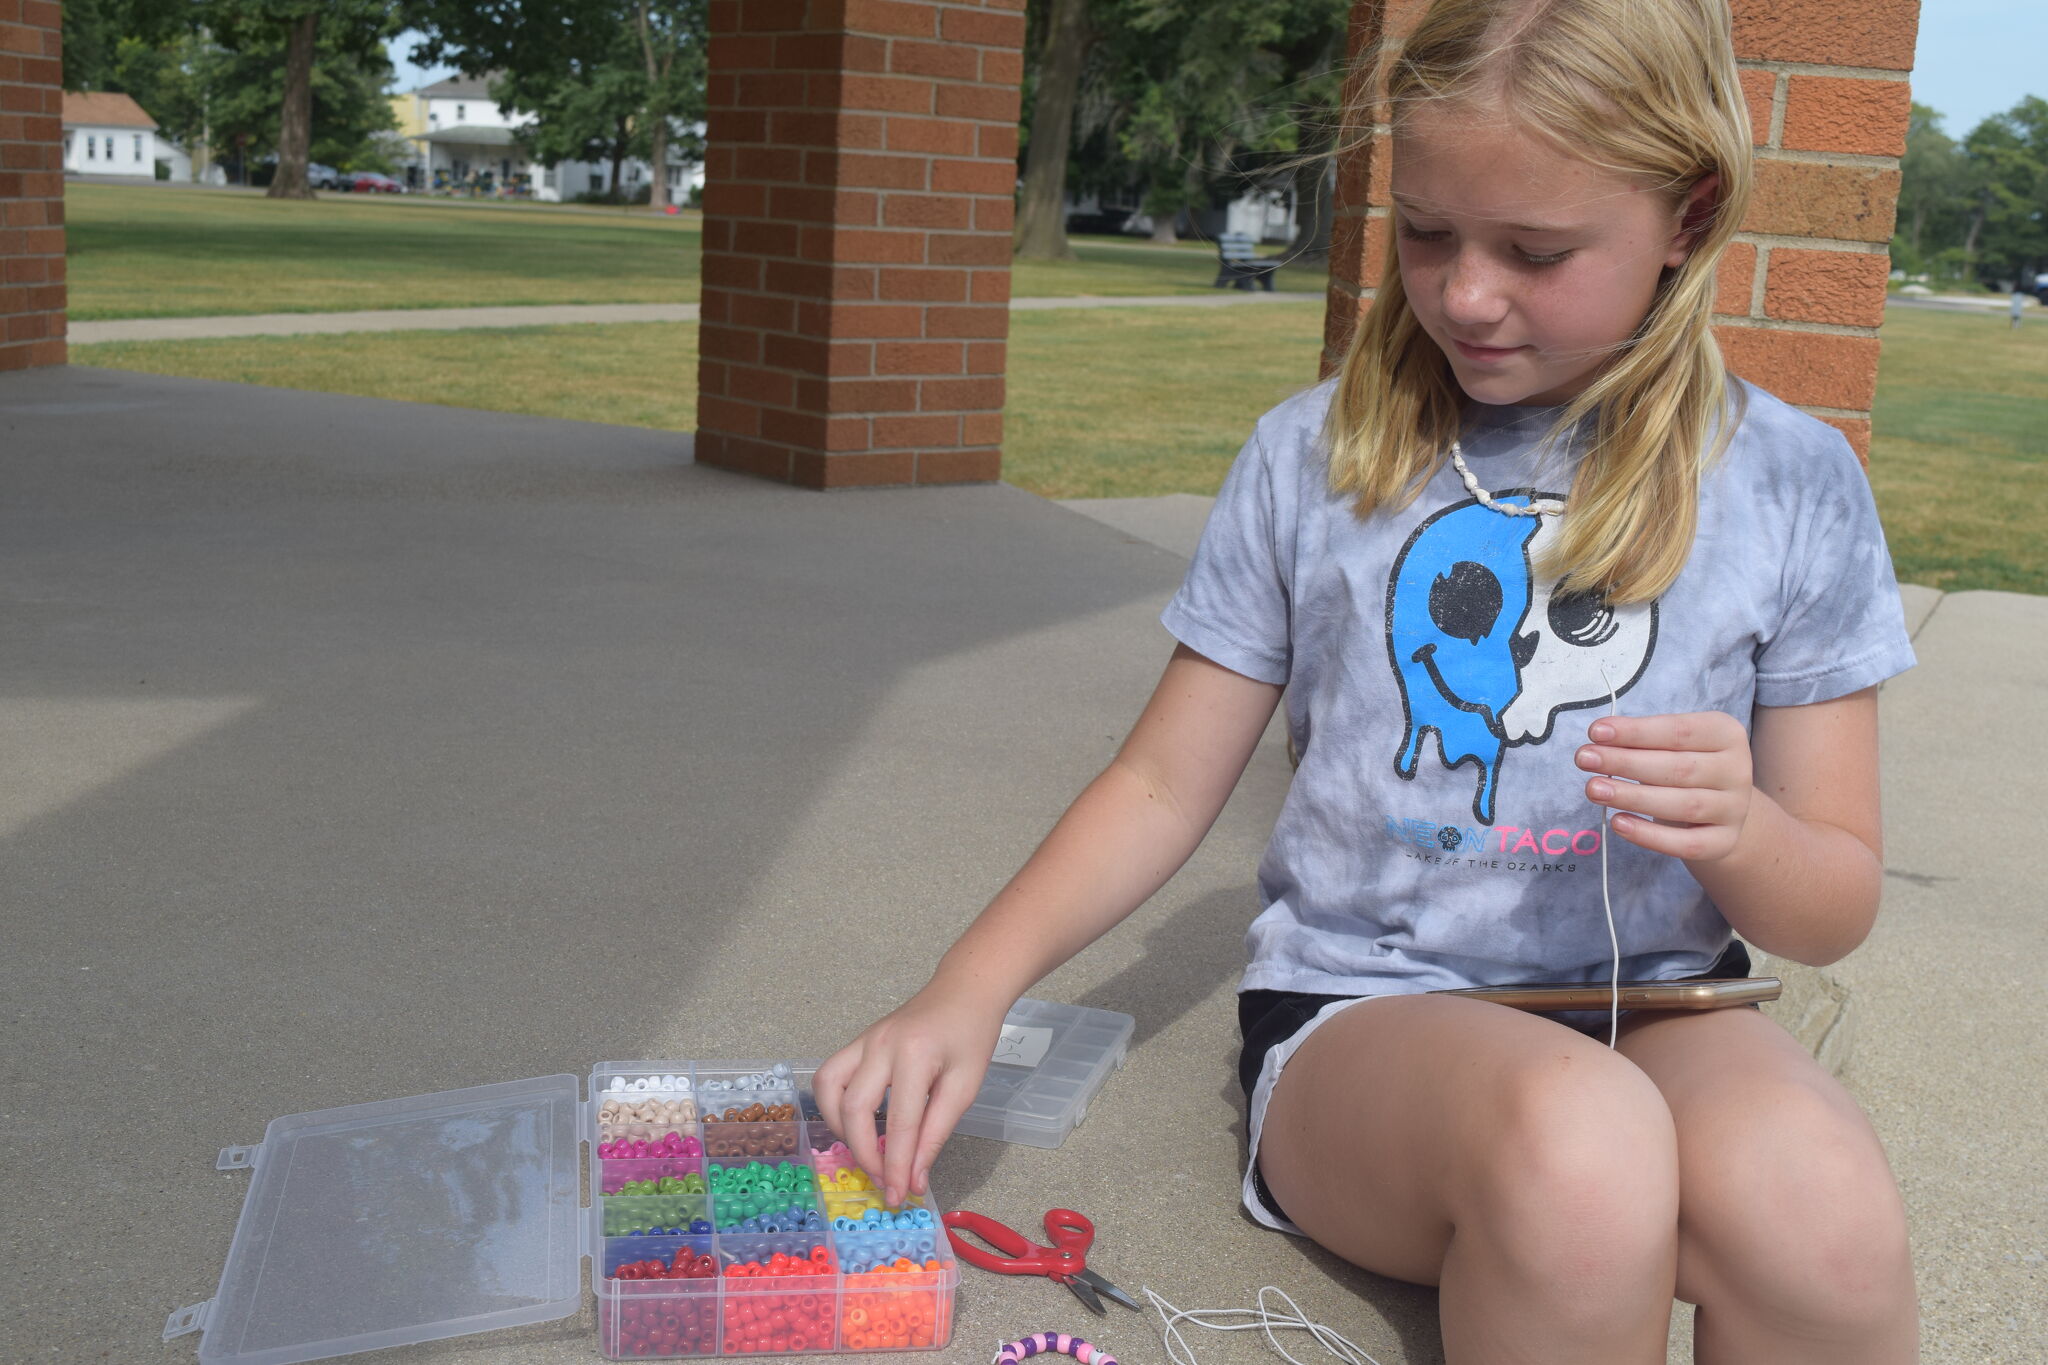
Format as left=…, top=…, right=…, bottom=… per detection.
left=1449, top=439, right=1566, bottom=517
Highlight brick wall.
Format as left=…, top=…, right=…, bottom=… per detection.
left=694, top=0, right=1025, bottom=488
left=1325, top=0, right=1918, bottom=461
left=0, top=0, right=64, bottom=372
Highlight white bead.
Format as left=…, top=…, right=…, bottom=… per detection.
left=661, top=1074, right=677, bottom=1089
left=677, top=1077, right=693, bottom=1092
left=771, top=1062, right=790, bottom=1078
left=609, top=1076, right=627, bottom=1092
left=631, top=1078, right=650, bottom=1092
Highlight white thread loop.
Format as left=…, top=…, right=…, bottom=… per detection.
left=1598, top=661, right=1622, bottom=1049
left=1144, top=1284, right=1386, bottom=1365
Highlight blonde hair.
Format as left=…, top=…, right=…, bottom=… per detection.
left=1327, top=0, right=1753, bottom=602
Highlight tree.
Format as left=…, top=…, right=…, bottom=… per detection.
left=208, top=0, right=404, bottom=198
left=1037, top=0, right=1345, bottom=253
left=1014, top=0, right=1094, bottom=259
left=61, top=0, right=189, bottom=92
left=198, top=24, right=401, bottom=179
left=1892, top=104, right=1973, bottom=273
left=1894, top=98, right=2048, bottom=287
left=408, top=0, right=707, bottom=211
left=1961, top=97, right=2048, bottom=286
left=100, top=32, right=208, bottom=152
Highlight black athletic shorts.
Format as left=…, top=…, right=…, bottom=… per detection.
left=1236, top=939, right=1755, bottom=1227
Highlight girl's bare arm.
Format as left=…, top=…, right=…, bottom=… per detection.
left=1581, top=687, right=1884, bottom=966
left=814, top=643, right=1284, bottom=1204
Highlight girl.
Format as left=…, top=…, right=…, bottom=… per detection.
left=816, top=0, right=1920, bottom=1359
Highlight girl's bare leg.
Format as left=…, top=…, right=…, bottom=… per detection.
left=1616, top=1007, right=1918, bottom=1363
left=1258, top=994, right=1680, bottom=1365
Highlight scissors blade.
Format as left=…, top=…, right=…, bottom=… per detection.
left=1062, top=1275, right=1107, bottom=1316
left=1077, top=1268, right=1141, bottom=1312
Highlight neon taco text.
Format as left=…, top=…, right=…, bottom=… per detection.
left=1386, top=816, right=1604, bottom=857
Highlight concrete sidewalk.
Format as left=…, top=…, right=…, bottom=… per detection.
left=2, top=366, right=2039, bottom=1364
left=69, top=291, right=1323, bottom=345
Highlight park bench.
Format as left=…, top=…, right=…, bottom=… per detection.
left=1213, top=231, right=1284, bottom=291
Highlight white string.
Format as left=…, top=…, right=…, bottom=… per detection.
left=1598, top=661, right=1622, bottom=1049
left=1454, top=439, right=1621, bottom=1046
left=1143, top=1285, right=1386, bottom=1365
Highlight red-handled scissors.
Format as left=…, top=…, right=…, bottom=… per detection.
left=942, top=1208, right=1141, bottom=1315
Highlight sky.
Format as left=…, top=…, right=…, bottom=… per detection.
left=386, top=3, right=2048, bottom=136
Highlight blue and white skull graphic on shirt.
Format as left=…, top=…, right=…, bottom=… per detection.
left=1386, top=493, right=1657, bottom=825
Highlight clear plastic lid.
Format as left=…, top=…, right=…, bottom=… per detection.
left=170, top=1074, right=587, bottom=1365
left=954, top=998, right=1134, bottom=1148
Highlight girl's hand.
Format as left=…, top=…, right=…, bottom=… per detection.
left=812, top=987, right=1007, bottom=1208
left=1576, top=711, right=1755, bottom=864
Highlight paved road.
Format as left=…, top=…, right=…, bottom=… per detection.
left=69, top=291, right=1324, bottom=346
left=1886, top=293, right=2039, bottom=314
left=2, top=366, right=2038, bottom=1364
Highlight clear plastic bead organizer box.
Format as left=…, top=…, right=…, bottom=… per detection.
left=164, top=998, right=1133, bottom=1365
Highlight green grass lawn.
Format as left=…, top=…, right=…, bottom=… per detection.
left=67, top=298, right=2045, bottom=594
left=1866, top=306, right=2048, bottom=594
left=66, top=184, right=706, bottom=321
left=72, top=301, right=1331, bottom=500
left=65, top=184, right=1326, bottom=322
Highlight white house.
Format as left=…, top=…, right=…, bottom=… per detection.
left=61, top=91, right=160, bottom=178
left=391, top=74, right=705, bottom=203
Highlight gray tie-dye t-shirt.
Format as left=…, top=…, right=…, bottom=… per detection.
left=1162, top=377, right=1916, bottom=995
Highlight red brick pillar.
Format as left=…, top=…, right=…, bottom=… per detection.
left=1324, top=0, right=1918, bottom=461
left=695, top=0, right=1025, bottom=488
left=0, top=0, right=64, bottom=372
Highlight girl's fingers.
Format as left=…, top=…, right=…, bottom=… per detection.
left=909, top=1068, right=981, bottom=1198
left=879, top=1054, right=939, bottom=1206
left=811, top=1046, right=856, bottom=1139
left=1586, top=711, right=1744, bottom=753
left=1577, top=742, right=1735, bottom=791
left=1607, top=810, right=1736, bottom=861
left=836, top=1054, right=893, bottom=1185
left=1585, top=777, right=1739, bottom=828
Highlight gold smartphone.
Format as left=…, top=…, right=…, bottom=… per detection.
left=1436, top=977, right=1782, bottom=1012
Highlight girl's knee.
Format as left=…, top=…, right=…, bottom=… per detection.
left=1680, top=1078, right=1913, bottom=1333
left=1456, top=1046, right=1679, bottom=1275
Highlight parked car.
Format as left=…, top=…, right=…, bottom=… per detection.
left=306, top=162, right=340, bottom=190
left=342, top=170, right=404, bottom=194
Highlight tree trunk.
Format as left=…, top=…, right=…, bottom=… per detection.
left=636, top=0, right=671, bottom=212
left=648, top=120, right=669, bottom=211
left=1013, top=0, right=1092, bottom=261
left=610, top=116, right=630, bottom=200
left=1149, top=209, right=1177, bottom=244
left=266, top=10, right=318, bottom=200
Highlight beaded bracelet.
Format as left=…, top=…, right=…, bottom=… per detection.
left=995, top=1331, right=1117, bottom=1365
